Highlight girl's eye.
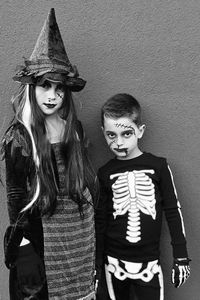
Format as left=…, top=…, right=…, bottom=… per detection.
left=56, top=85, right=64, bottom=98
left=40, top=81, right=51, bottom=89
left=56, top=84, right=64, bottom=92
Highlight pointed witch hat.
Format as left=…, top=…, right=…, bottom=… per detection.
left=13, top=8, right=86, bottom=92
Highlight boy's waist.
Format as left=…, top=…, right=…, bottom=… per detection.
left=105, top=236, right=161, bottom=262
left=105, top=255, right=161, bottom=282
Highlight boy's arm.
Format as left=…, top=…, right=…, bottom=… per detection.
left=95, top=169, right=108, bottom=277
left=160, top=159, right=191, bottom=287
left=160, top=159, right=188, bottom=258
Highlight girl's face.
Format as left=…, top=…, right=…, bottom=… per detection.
left=35, top=80, right=65, bottom=116
left=102, top=116, right=145, bottom=160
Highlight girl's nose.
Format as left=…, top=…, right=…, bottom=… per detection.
left=48, top=87, right=56, bottom=100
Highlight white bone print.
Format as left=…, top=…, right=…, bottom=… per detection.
left=110, top=170, right=156, bottom=243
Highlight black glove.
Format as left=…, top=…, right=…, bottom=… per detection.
left=171, top=258, right=191, bottom=288
left=4, top=225, right=23, bottom=269
left=15, top=243, right=46, bottom=296
left=95, top=260, right=104, bottom=292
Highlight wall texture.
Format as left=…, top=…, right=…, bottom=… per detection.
left=0, top=0, right=200, bottom=299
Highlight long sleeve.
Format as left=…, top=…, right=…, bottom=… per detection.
left=160, top=159, right=188, bottom=258
left=5, top=142, right=30, bottom=225
left=2, top=124, right=34, bottom=268
left=95, top=170, right=109, bottom=266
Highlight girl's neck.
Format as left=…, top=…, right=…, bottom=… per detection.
left=45, top=115, right=66, bottom=144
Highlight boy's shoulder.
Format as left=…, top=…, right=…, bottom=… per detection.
left=98, top=158, right=116, bottom=176
left=98, top=152, right=168, bottom=177
left=98, top=158, right=115, bottom=170
left=144, top=152, right=167, bottom=163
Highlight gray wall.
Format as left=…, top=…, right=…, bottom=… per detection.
left=0, top=0, right=199, bottom=299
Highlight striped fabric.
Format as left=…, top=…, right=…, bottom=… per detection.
left=42, top=143, right=96, bottom=300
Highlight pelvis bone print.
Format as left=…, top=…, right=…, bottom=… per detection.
left=110, top=170, right=156, bottom=243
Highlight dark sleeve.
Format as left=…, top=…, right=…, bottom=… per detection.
left=3, top=126, right=34, bottom=268
left=5, top=138, right=30, bottom=225
left=160, top=159, right=188, bottom=258
left=95, top=169, right=109, bottom=266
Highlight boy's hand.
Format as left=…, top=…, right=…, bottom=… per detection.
left=94, top=265, right=101, bottom=292
left=171, top=258, right=191, bottom=288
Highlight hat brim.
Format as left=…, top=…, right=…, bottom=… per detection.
left=13, top=74, right=86, bottom=92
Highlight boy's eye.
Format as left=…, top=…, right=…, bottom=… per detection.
left=107, top=133, right=116, bottom=139
left=123, top=130, right=135, bottom=138
left=124, top=132, right=132, bottom=138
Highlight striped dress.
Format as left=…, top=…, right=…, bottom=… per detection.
left=42, top=143, right=96, bottom=300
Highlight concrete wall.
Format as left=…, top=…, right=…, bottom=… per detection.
left=0, top=0, right=199, bottom=299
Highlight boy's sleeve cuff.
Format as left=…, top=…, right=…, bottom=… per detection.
left=172, top=243, right=188, bottom=259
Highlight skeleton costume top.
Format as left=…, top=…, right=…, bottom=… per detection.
left=95, top=152, right=188, bottom=265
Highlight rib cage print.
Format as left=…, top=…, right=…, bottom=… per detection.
left=110, top=170, right=156, bottom=243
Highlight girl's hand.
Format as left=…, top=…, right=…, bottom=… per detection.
left=16, top=243, right=46, bottom=296
left=171, top=258, right=191, bottom=288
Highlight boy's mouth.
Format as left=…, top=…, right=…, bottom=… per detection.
left=114, top=148, right=128, bottom=153
left=44, top=103, right=56, bottom=109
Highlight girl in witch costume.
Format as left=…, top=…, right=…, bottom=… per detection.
left=1, top=8, right=97, bottom=300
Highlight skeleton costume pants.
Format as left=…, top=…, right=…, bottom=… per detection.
left=105, top=256, right=164, bottom=300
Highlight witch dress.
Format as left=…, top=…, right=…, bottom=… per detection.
left=42, top=142, right=96, bottom=300
left=2, top=123, right=96, bottom=300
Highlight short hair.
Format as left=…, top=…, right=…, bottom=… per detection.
left=101, top=93, right=142, bottom=126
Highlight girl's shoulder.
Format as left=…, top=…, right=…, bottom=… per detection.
left=0, top=122, right=31, bottom=160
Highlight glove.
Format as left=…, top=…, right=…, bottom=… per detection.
left=4, top=225, right=23, bottom=269
left=95, top=260, right=104, bottom=292
left=15, top=243, right=46, bottom=296
left=171, top=258, right=191, bottom=288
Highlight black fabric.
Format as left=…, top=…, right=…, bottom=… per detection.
left=2, top=123, right=48, bottom=299
left=15, top=243, right=46, bottom=297
left=4, top=225, right=23, bottom=269
left=103, top=270, right=161, bottom=300
left=95, top=152, right=188, bottom=265
left=2, top=121, right=88, bottom=299
left=96, top=266, right=110, bottom=300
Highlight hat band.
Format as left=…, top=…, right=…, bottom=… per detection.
left=25, top=60, right=72, bottom=73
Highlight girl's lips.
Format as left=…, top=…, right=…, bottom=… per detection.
left=114, top=148, right=128, bottom=152
left=44, top=103, right=56, bottom=109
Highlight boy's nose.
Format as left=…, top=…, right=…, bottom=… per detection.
left=116, top=137, right=123, bottom=147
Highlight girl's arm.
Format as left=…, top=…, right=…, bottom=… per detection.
left=5, top=131, right=30, bottom=226
left=3, top=124, right=33, bottom=267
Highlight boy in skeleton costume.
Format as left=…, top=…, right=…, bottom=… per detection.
left=95, top=94, right=190, bottom=300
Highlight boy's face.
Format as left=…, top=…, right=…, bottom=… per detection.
left=102, top=116, right=145, bottom=160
